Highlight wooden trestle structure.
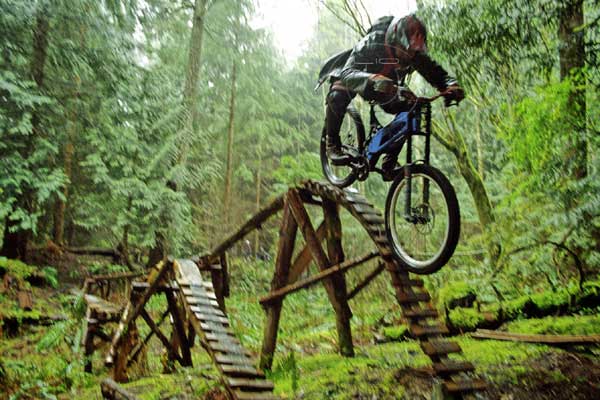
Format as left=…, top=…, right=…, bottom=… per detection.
left=86, top=180, right=486, bottom=399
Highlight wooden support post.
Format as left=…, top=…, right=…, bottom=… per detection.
left=165, top=290, right=192, bottom=366
left=106, top=260, right=171, bottom=368
left=287, top=189, right=354, bottom=357
left=259, top=199, right=297, bottom=371
left=322, top=198, right=354, bottom=357
left=210, top=254, right=228, bottom=312
left=287, top=222, right=326, bottom=284
left=347, top=263, right=385, bottom=300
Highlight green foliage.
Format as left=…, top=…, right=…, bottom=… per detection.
left=0, top=257, right=35, bottom=280
left=448, top=307, right=488, bottom=330
left=501, top=79, right=573, bottom=181
left=437, top=281, right=476, bottom=309
left=506, top=314, right=600, bottom=335
left=381, top=325, right=408, bottom=341
left=40, top=266, right=58, bottom=289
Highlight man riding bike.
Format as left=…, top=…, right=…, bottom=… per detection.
left=317, top=14, right=464, bottom=176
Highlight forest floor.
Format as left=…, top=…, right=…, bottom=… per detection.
left=1, top=252, right=599, bottom=399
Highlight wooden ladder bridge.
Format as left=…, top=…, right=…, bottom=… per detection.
left=85, top=180, right=486, bottom=399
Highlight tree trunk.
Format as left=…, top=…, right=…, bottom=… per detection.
left=254, top=153, right=262, bottom=257
left=436, top=113, right=501, bottom=266
left=223, top=62, right=237, bottom=228
left=53, top=77, right=79, bottom=245
left=147, top=0, right=208, bottom=264
left=558, top=0, right=586, bottom=180
left=1, top=7, right=49, bottom=259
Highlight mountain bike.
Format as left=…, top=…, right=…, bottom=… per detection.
left=320, top=88, right=460, bottom=274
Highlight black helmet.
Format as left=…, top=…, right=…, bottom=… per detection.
left=385, top=14, right=428, bottom=54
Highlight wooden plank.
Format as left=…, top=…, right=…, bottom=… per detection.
left=227, top=378, right=274, bottom=390
left=443, top=379, right=487, bottom=393
left=395, top=291, right=431, bottom=304
left=186, top=297, right=220, bottom=307
left=190, top=305, right=226, bottom=317
left=471, top=329, right=600, bottom=344
left=194, top=312, right=229, bottom=325
left=259, top=251, right=379, bottom=305
left=206, top=332, right=237, bottom=341
left=183, top=288, right=217, bottom=300
left=420, top=341, right=462, bottom=356
left=140, top=309, right=181, bottom=363
left=200, top=322, right=232, bottom=334
left=215, top=354, right=255, bottom=366
left=209, top=342, right=252, bottom=356
left=173, top=259, right=203, bottom=285
left=233, top=390, right=280, bottom=400
left=403, top=307, right=439, bottom=318
left=221, top=364, right=265, bottom=378
left=433, top=361, right=475, bottom=375
left=410, top=324, right=449, bottom=337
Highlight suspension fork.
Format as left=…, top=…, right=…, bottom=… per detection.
left=404, top=135, right=413, bottom=220
left=423, top=104, right=432, bottom=206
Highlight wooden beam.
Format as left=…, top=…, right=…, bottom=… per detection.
left=259, top=200, right=298, bottom=371
left=207, top=194, right=284, bottom=260
left=472, top=329, right=600, bottom=344
left=140, top=309, right=183, bottom=364
left=287, top=189, right=331, bottom=271
left=128, top=308, right=170, bottom=366
left=287, top=221, right=326, bottom=284
left=260, top=251, right=378, bottom=305
left=106, top=260, right=171, bottom=367
left=165, top=290, right=192, bottom=366
left=323, top=198, right=353, bottom=357
left=347, top=263, right=385, bottom=300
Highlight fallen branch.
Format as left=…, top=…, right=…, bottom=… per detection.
left=471, top=329, right=600, bottom=345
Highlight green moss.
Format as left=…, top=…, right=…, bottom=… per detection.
left=448, top=307, right=488, bottom=330
left=506, top=314, right=600, bottom=335
left=437, top=281, right=476, bottom=309
left=382, top=325, right=408, bottom=341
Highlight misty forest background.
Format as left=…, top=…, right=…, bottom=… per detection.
left=1, top=0, right=599, bottom=399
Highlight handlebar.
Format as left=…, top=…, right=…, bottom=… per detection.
left=399, top=88, right=460, bottom=107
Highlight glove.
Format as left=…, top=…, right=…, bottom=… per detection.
left=444, top=85, right=465, bottom=107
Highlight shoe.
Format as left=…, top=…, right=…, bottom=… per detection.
left=327, top=137, right=350, bottom=166
left=382, top=154, right=400, bottom=181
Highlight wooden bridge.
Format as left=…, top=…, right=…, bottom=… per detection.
left=84, top=180, right=486, bottom=399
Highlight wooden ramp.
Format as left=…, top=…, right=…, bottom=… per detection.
left=173, top=259, right=279, bottom=400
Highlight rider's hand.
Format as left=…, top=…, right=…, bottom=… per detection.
left=443, top=85, right=465, bottom=106
left=398, top=86, right=417, bottom=102
left=371, top=75, right=397, bottom=95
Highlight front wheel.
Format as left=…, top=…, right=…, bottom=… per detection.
left=385, top=164, right=460, bottom=274
left=320, top=105, right=365, bottom=188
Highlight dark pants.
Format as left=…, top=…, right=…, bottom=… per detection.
left=325, top=86, right=409, bottom=169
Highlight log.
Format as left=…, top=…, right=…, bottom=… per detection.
left=208, top=194, right=284, bottom=261
left=100, top=378, right=140, bottom=400
left=65, top=246, right=120, bottom=258
left=259, top=251, right=378, bottom=305
left=471, top=329, right=600, bottom=344
left=87, top=272, right=143, bottom=282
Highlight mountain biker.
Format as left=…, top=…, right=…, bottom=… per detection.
left=317, top=14, right=464, bottom=174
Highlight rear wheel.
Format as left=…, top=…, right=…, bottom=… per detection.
left=384, top=164, right=460, bottom=274
left=320, top=105, right=365, bottom=188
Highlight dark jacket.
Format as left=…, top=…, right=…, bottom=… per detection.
left=317, top=16, right=457, bottom=100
